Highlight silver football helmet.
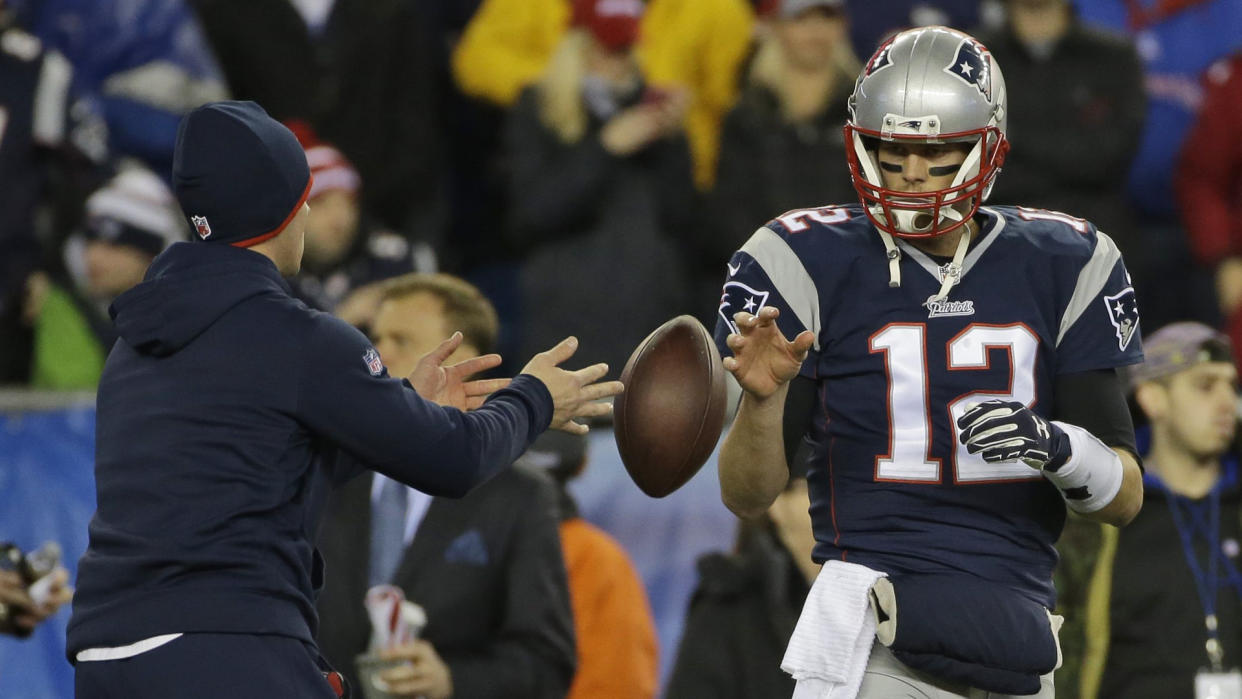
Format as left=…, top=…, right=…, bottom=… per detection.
left=845, top=26, right=1009, bottom=239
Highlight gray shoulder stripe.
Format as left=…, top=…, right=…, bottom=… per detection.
left=1057, top=231, right=1121, bottom=346
left=739, top=227, right=821, bottom=350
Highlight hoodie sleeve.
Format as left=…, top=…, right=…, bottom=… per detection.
left=295, top=315, right=553, bottom=497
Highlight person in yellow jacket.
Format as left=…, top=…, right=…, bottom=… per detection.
left=453, top=0, right=755, bottom=189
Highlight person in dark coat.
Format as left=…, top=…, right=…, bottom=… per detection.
left=703, top=0, right=858, bottom=278
left=283, top=125, right=437, bottom=327
left=65, top=100, right=620, bottom=699
left=974, top=0, right=1145, bottom=242
left=189, top=0, right=443, bottom=235
left=665, top=463, right=816, bottom=699
left=317, top=273, right=575, bottom=699
left=504, top=0, right=698, bottom=377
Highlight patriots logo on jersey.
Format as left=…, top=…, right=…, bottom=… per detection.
left=1104, top=287, right=1139, bottom=351
left=191, top=215, right=212, bottom=240
left=363, top=347, right=384, bottom=376
left=718, top=281, right=770, bottom=334
left=945, top=38, right=992, bottom=100
left=927, top=298, right=975, bottom=318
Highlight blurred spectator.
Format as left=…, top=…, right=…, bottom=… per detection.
left=975, top=0, right=1145, bottom=243
left=25, top=163, right=185, bottom=389
left=0, top=543, right=73, bottom=638
left=453, top=0, right=754, bottom=189
left=515, top=431, right=660, bottom=699
left=1175, top=53, right=1242, bottom=367
left=1073, top=0, right=1242, bottom=220
left=316, top=273, right=575, bottom=698
left=284, top=124, right=436, bottom=329
left=1072, top=0, right=1242, bottom=330
left=842, top=0, right=983, bottom=55
left=10, top=0, right=226, bottom=176
left=1077, top=322, right=1242, bottom=698
left=665, top=461, right=815, bottom=699
left=189, top=0, right=444, bottom=239
left=700, top=0, right=858, bottom=320
left=0, top=4, right=109, bottom=384
left=504, top=0, right=697, bottom=379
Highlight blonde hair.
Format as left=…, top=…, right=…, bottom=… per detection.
left=538, top=29, right=592, bottom=144
left=747, top=28, right=861, bottom=123
left=379, top=273, right=500, bottom=354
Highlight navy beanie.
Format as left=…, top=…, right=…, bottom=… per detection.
left=172, top=101, right=312, bottom=247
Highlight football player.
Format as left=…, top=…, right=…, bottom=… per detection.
left=716, top=26, right=1143, bottom=699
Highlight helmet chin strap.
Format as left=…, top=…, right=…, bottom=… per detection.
left=925, top=229, right=972, bottom=306
left=878, top=230, right=902, bottom=288
left=851, top=132, right=982, bottom=292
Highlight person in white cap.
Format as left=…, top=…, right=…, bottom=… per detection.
left=24, top=163, right=186, bottom=389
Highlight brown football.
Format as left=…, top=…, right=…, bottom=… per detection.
left=614, top=315, right=728, bottom=498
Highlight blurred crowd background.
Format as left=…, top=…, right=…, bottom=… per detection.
left=1, top=0, right=1241, bottom=696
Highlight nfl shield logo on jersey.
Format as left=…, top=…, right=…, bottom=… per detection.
left=191, top=215, right=212, bottom=240
left=1104, top=287, right=1139, bottom=351
left=363, top=348, right=383, bottom=377
left=719, top=281, right=771, bottom=334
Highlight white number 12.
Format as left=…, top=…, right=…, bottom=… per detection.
left=869, top=323, right=1042, bottom=484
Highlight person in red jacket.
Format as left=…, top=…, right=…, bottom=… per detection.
left=1175, top=53, right=1242, bottom=365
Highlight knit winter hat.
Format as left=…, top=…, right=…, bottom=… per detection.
left=572, top=0, right=644, bottom=51
left=285, top=120, right=361, bottom=200
left=84, top=165, right=187, bottom=257
left=172, top=101, right=312, bottom=247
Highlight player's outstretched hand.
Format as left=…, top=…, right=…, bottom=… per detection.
left=408, top=332, right=512, bottom=410
left=521, top=336, right=625, bottom=435
left=723, top=307, right=815, bottom=400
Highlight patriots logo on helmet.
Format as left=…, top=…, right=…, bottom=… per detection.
left=363, top=347, right=384, bottom=376
left=1104, top=287, right=1139, bottom=351
left=865, top=37, right=894, bottom=76
left=718, top=281, right=770, bottom=335
left=945, top=39, right=992, bottom=100
left=191, top=215, right=212, bottom=240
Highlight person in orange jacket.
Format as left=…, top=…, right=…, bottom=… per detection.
left=517, top=432, right=660, bottom=699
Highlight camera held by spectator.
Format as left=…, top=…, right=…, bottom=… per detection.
left=0, top=541, right=72, bottom=638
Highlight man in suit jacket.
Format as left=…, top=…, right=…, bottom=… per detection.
left=317, top=273, right=575, bottom=698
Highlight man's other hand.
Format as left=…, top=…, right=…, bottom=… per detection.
left=520, top=336, right=625, bottom=435
left=377, top=640, right=452, bottom=699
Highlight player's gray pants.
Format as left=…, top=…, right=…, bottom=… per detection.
left=857, top=642, right=1055, bottom=699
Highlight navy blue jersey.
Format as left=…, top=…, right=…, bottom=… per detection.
left=714, top=204, right=1143, bottom=607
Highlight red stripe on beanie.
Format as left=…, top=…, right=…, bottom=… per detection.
left=230, top=176, right=314, bottom=249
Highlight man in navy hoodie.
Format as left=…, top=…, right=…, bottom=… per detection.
left=66, top=100, right=622, bottom=698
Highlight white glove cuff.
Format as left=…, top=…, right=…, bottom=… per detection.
left=1046, top=421, right=1124, bottom=514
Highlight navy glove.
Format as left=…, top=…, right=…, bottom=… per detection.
left=957, top=400, right=1072, bottom=471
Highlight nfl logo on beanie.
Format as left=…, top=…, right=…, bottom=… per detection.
left=172, top=101, right=312, bottom=248
left=191, top=215, right=212, bottom=240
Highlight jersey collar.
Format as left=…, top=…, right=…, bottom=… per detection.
left=894, top=207, right=1006, bottom=287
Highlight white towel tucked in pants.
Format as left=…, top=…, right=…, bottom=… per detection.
left=781, top=560, right=887, bottom=699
